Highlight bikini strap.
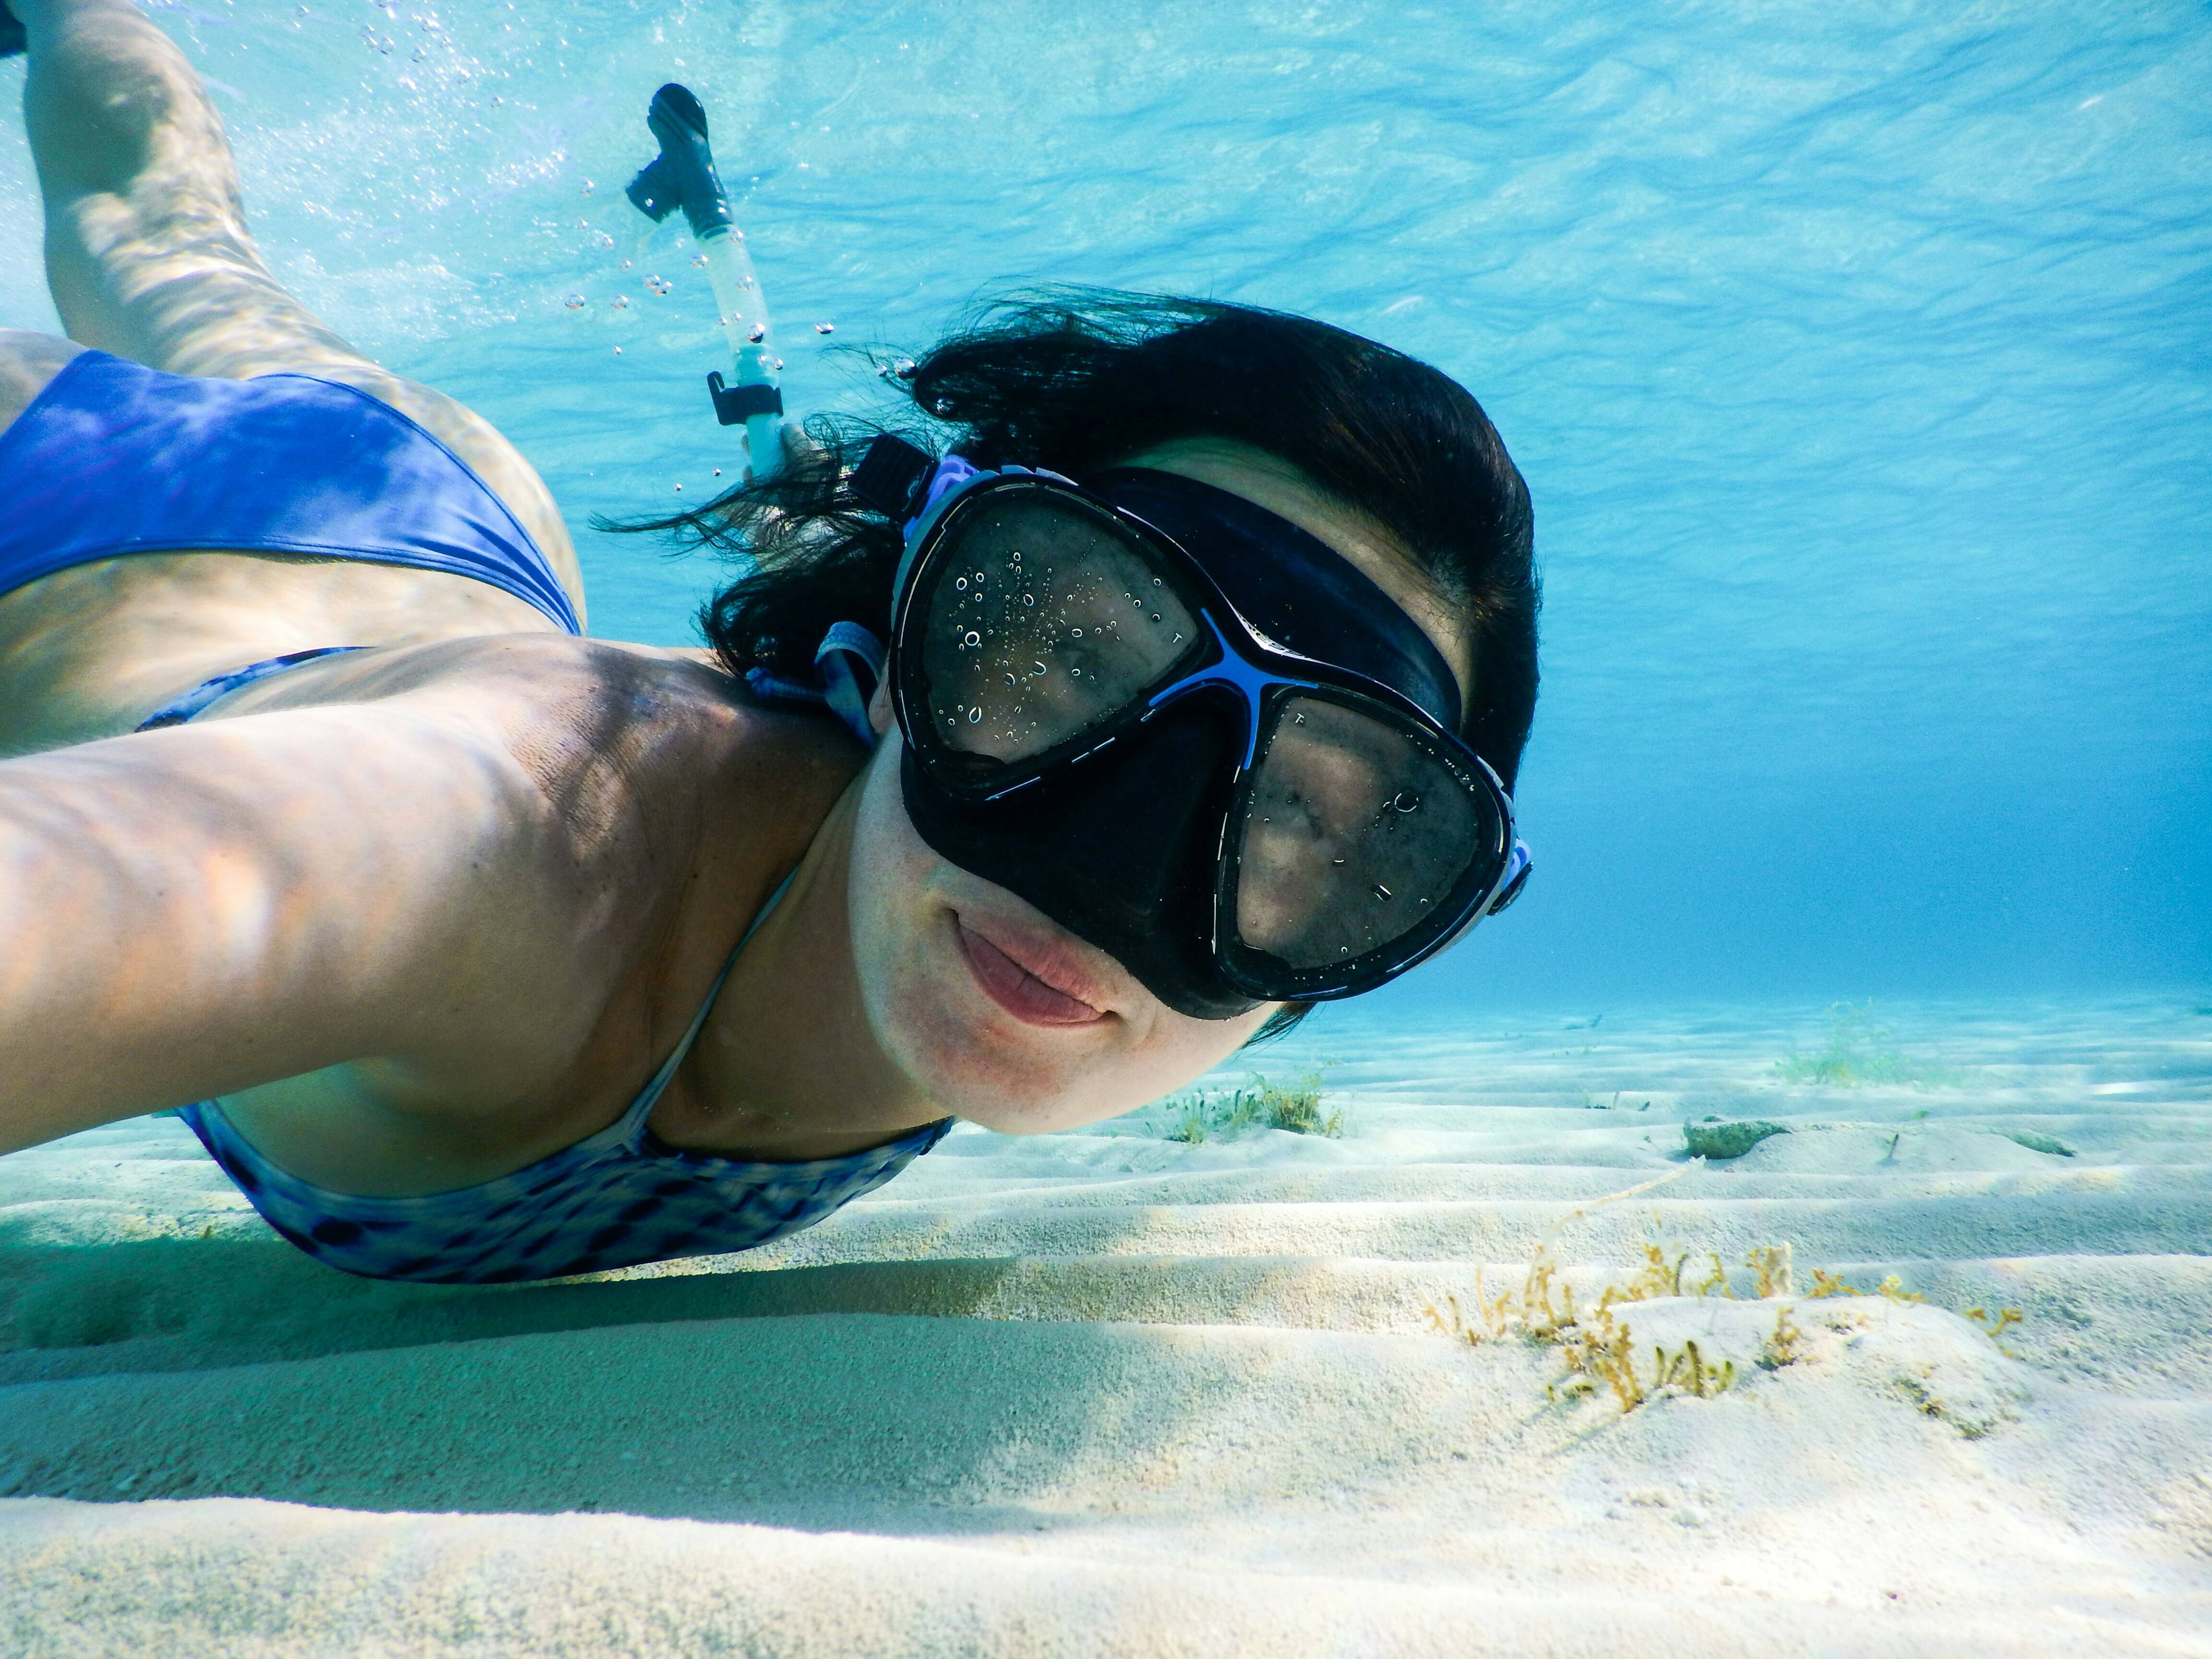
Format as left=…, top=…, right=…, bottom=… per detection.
left=136, top=646, right=369, bottom=732
left=613, top=867, right=798, bottom=1145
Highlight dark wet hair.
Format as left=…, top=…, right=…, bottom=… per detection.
left=613, top=291, right=1539, bottom=1039
left=620, top=290, right=1539, bottom=783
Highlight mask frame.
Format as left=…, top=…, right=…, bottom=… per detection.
left=879, top=456, right=1533, bottom=1007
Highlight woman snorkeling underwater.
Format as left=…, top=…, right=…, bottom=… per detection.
left=0, top=0, right=1538, bottom=1284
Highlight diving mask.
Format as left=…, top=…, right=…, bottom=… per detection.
left=854, top=435, right=1531, bottom=1020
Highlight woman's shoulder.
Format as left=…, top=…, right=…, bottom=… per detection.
left=201, top=627, right=870, bottom=873
left=490, top=633, right=867, bottom=858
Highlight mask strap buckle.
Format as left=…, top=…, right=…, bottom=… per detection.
left=815, top=621, right=886, bottom=745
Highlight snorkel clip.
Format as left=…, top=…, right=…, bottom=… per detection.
left=707, top=373, right=783, bottom=427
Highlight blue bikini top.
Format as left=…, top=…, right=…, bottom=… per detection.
left=0, top=349, right=579, bottom=633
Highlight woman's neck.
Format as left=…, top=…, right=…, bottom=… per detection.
left=650, top=776, right=948, bottom=1161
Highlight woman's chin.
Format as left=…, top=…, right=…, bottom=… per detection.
left=892, top=980, right=1128, bottom=1132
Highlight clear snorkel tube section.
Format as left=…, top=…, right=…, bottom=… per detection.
left=626, top=83, right=784, bottom=481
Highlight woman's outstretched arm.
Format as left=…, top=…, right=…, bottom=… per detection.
left=0, top=690, right=600, bottom=1154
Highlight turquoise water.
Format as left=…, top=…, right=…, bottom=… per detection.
left=0, top=0, right=2204, bottom=1008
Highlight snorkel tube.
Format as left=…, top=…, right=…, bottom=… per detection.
left=626, top=83, right=784, bottom=480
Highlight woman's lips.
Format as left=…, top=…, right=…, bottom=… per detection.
left=954, top=917, right=1109, bottom=1026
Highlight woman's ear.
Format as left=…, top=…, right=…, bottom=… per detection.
left=868, top=673, right=894, bottom=737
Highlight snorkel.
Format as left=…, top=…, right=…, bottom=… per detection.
left=626, top=83, right=784, bottom=481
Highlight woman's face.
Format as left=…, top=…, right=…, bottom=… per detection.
left=844, top=438, right=1475, bottom=1134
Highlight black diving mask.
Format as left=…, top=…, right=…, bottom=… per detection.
left=852, top=435, right=1532, bottom=1021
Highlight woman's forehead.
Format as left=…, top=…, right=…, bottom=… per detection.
left=1109, top=437, right=1476, bottom=722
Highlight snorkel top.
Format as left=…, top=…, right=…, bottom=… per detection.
left=627, top=83, right=784, bottom=479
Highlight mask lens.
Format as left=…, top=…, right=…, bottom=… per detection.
left=1232, top=693, right=1502, bottom=975
left=914, top=491, right=1202, bottom=773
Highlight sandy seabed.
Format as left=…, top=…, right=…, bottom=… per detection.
left=4, top=996, right=2210, bottom=1657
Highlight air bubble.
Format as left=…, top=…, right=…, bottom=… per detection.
left=967, top=707, right=982, bottom=723
left=1150, top=614, right=1161, bottom=623
left=1022, top=594, right=1034, bottom=606
left=1071, top=628, right=1083, bottom=638
left=1372, top=884, right=1393, bottom=902
left=1031, top=661, right=1047, bottom=676
left=963, top=630, right=981, bottom=647
left=955, top=577, right=968, bottom=590
left=1003, top=673, right=1017, bottom=685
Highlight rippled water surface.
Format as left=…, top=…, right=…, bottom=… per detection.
left=0, top=0, right=2203, bottom=1006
